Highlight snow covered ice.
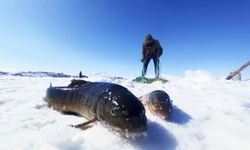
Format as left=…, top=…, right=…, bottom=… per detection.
left=0, top=70, right=250, bottom=150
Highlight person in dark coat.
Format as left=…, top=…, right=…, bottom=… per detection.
left=79, top=71, right=83, bottom=78
left=141, top=34, right=163, bottom=78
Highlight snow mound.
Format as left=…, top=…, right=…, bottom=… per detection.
left=184, top=70, right=214, bottom=81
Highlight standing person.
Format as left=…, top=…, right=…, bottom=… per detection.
left=79, top=71, right=83, bottom=78
left=141, top=34, right=163, bottom=79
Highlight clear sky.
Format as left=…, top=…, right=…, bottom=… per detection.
left=0, top=0, right=250, bottom=78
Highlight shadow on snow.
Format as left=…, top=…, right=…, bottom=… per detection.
left=128, top=121, right=177, bottom=150
left=167, top=105, right=192, bottom=125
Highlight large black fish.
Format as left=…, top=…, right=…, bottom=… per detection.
left=44, top=80, right=147, bottom=138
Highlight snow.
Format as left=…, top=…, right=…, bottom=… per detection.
left=0, top=70, right=250, bottom=150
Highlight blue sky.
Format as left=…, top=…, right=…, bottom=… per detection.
left=0, top=0, right=250, bottom=78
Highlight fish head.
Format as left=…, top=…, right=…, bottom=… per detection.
left=102, top=86, right=147, bottom=138
left=147, top=90, right=173, bottom=120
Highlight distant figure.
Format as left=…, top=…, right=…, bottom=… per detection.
left=79, top=71, right=83, bottom=78
left=141, top=34, right=163, bottom=78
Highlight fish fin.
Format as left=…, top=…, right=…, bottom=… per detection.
left=70, top=118, right=97, bottom=130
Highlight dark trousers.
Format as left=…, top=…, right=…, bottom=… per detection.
left=142, top=56, right=160, bottom=78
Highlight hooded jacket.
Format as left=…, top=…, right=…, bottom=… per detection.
left=142, top=34, right=163, bottom=61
